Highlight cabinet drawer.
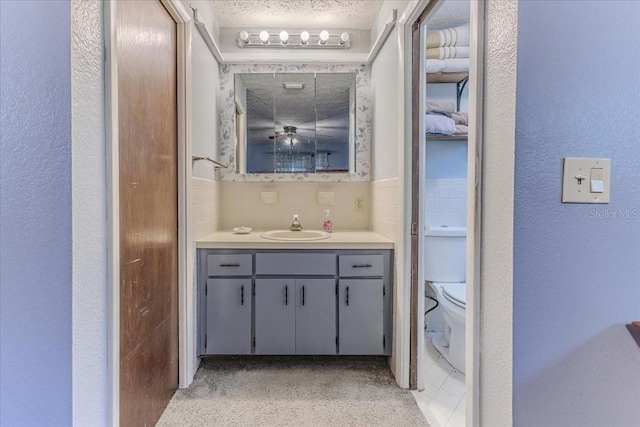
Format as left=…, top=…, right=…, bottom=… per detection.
left=207, top=254, right=252, bottom=276
left=339, top=254, right=384, bottom=277
left=256, top=253, right=335, bottom=276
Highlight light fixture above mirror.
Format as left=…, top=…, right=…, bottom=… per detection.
left=237, top=31, right=351, bottom=49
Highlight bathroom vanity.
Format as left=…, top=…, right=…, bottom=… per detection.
left=197, top=231, right=393, bottom=356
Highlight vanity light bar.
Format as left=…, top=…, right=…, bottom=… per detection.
left=238, top=31, right=351, bottom=49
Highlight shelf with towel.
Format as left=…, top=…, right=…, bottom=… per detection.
left=426, top=72, right=469, bottom=112
left=426, top=134, right=467, bottom=141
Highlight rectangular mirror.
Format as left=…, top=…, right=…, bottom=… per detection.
left=235, top=72, right=356, bottom=174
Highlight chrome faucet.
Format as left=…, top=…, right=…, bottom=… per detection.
left=289, top=214, right=303, bottom=231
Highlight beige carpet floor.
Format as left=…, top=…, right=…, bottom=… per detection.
left=157, top=356, right=429, bottom=427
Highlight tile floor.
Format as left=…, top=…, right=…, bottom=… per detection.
left=412, top=334, right=466, bottom=427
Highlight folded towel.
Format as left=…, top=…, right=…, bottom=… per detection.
left=426, top=114, right=456, bottom=135
left=451, top=111, right=468, bottom=125
left=455, top=124, right=468, bottom=135
left=426, top=100, right=456, bottom=116
left=426, top=46, right=470, bottom=60
left=426, top=58, right=469, bottom=73
left=426, top=24, right=470, bottom=48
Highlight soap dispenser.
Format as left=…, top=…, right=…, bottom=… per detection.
left=322, top=210, right=333, bottom=233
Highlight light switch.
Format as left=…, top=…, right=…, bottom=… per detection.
left=590, top=168, right=604, bottom=193
left=562, top=157, right=610, bottom=203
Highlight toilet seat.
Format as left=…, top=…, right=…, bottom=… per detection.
left=442, top=282, right=466, bottom=309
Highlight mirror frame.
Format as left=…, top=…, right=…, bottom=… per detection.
left=218, top=63, right=372, bottom=182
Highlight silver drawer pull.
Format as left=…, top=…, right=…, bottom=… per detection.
left=219, top=263, right=240, bottom=267
left=352, top=264, right=373, bottom=268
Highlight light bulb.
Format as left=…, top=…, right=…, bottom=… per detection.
left=291, top=137, right=299, bottom=145
left=259, top=31, right=269, bottom=43
left=300, top=31, right=310, bottom=44
left=319, top=30, right=329, bottom=44
left=284, top=137, right=292, bottom=145
left=340, top=32, right=350, bottom=44
left=239, top=30, right=249, bottom=43
left=279, top=31, right=289, bottom=44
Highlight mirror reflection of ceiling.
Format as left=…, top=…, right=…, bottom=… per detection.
left=241, top=73, right=352, bottom=145
left=208, top=0, right=382, bottom=30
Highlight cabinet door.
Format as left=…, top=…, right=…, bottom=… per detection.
left=295, top=279, right=337, bottom=355
left=205, top=278, right=252, bottom=354
left=255, top=278, right=295, bottom=354
left=338, top=279, right=385, bottom=355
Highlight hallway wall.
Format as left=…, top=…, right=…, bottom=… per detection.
left=0, top=1, right=72, bottom=424
left=513, top=1, right=640, bottom=425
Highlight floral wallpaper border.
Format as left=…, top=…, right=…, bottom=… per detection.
left=218, top=63, right=372, bottom=182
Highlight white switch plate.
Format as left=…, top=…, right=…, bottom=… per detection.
left=261, top=189, right=278, bottom=204
left=562, top=157, right=610, bottom=203
left=316, top=188, right=334, bottom=205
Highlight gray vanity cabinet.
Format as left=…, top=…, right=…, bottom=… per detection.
left=199, top=249, right=392, bottom=357
left=205, top=278, right=252, bottom=354
left=338, top=279, right=385, bottom=354
left=338, top=254, right=389, bottom=355
left=254, top=278, right=296, bottom=354
left=295, top=279, right=336, bottom=355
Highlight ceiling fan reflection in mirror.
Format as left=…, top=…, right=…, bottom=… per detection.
left=268, top=125, right=303, bottom=145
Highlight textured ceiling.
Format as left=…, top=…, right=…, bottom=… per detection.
left=428, top=0, right=470, bottom=30
left=208, top=0, right=383, bottom=29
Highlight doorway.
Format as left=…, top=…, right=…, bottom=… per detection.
left=106, top=0, right=191, bottom=425
left=407, top=0, right=483, bottom=425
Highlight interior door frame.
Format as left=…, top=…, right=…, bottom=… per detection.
left=403, top=0, right=484, bottom=424
left=105, top=1, right=193, bottom=425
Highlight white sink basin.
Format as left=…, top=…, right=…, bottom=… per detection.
left=261, top=230, right=331, bottom=241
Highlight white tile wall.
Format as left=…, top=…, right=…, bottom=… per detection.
left=220, top=181, right=370, bottom=231
left=424, top=178, right=467, bottom=332
left=370, top=178, right=399, bottom=241
left=192, top=177, right=219, bottom=239
left=425, top=178, right=467, bottom=228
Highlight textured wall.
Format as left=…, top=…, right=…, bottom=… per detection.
left=514, top=1, right=640, bottom=425
left=71, top=0, right=108, bottom=424
left=0, top=1, right=72, bottom=424
left=480, top=0, right=518, bottom=425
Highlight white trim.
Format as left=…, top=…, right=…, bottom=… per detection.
left=466, top=2, right=484, bottom=425
left=105, top=1, right=192, bottom=424
left=394, top=0, right=428, bottom=391
left=161, top=0, right=194, bottom=390
left=192, top=7, right=224, bottom=64
left=104, top=2, right=119, bottom=425
left=366, top=9, right=397, bottom=63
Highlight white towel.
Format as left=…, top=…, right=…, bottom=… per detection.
left=451, top=111, right=468, bottom=125
left=426, top=58, right=469, bottom=73
left=426, top=24, right=470, bottom=48
left=426, top=114, right=456, bottom=135
left=455, top=124, right=468, bottom=135
left=426, top=100, right=456, bottom=116
left=426, top=46, right=470, bottom=60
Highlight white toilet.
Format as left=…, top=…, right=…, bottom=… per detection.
left=425, top=225, right=466, bottom=373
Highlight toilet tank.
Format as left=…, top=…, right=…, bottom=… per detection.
left=424, top=225, right=466, bottom=282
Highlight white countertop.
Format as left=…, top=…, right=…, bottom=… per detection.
left=196, top=230, right=395, bottom=250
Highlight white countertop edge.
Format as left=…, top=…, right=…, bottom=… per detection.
left=196, top=230, right=395, bottom=250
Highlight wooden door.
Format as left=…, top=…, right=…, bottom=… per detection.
left=117, top=1, right=178, bottom=425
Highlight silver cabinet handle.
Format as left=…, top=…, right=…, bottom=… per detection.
left=241, top=285, right=244, bottom=305
left=302, top=286, right=305, bottom=306
left=346, top=286, right=350, bottom=306
left=220, top=263, right=240, bottom=267
left=285, top=285, right=288, bottom=306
